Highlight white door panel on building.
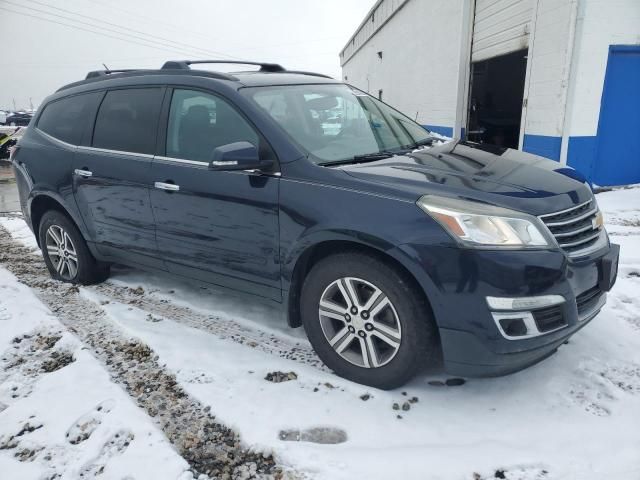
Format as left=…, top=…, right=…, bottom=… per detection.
left=472, top=0, right=534, bottom=62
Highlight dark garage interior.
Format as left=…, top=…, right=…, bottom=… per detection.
left=467, top=49, right=528, bottom=149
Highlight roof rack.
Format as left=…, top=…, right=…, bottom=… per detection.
left=162, top=60, right=286, bottom=73
left=85, top=69, right=141, bottom=79
left=286, top=70, right=334, bottom=79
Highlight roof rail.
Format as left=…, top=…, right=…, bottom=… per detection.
left=162, top=60, right=286, bottom=73
left=85, top=69, right=142, bottom=79
left=286, top=70, right=334, bottom=79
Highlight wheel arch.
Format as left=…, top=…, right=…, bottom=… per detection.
left=285, top=238, right=437, bottom=333
left=29, top=193, right=84, bottom=247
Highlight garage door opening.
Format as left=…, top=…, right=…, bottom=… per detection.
left=467, top=49, right=528, bottom=149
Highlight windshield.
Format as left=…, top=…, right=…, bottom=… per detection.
left=241, top=84, right=435, bottom=164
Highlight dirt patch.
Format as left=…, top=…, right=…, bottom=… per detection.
left=265, top=371, right=298, bottom=383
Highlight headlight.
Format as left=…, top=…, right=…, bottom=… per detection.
left=417, top=195, right=554, bottom=248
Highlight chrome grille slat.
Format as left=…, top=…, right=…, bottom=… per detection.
left=552, top=223, right=597, bottom=238
left=557, top=229, right=602, bottom=248
left=539, top=199, right=602, bottom=256
left=543, top=207, right=598, bottom=227
left=539, top=199, right=592, bottom=219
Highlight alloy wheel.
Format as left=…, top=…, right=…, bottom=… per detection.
left=45, top=224, right=78, bottom=280
left=318, top=277, right=402, bottom=368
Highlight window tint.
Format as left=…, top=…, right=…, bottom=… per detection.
left=37, top=92, right=102, bottom=145
left=93, top=88, right=163, bottom=154
left=166, top=89, right=259, bottom=162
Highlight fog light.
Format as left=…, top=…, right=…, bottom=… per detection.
left=498, top=317, right=528, bottom=337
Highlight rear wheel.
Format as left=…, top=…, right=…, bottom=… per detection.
left=38, top=210, right=110, bottom=285
left=301, top=251, right=438, bottom=389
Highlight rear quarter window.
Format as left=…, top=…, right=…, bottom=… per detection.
left=37, top=92, right=102, bottom=145
left=92, top=88, right=163, bottom=155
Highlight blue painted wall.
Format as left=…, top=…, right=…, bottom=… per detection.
left=522, top=134, right=561, bottom=161
left=567, top=136, right=597, bottom=181
left=591, top=45, right=640, bottom=186
left=424, top=124, right=454, bottom=137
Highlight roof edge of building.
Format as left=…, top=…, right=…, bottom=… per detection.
left=340, top=0, right=410, bottom=66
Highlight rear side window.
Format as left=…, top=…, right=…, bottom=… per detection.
left=37, top=92, right=102, bottom=145
left=93, top=88, right=163, bottom=155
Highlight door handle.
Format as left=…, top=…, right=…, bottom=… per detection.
left=74, top=168, right=93, bottom=177
left=154, top=181, right=180, bottom=192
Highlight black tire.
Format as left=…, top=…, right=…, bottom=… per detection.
left=38, top=210, right=110, bottom=285
left=301, top=251, right=438, bottom=390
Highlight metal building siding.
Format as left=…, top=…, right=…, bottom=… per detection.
left=472, top=0, right=534, bottom=62
left=340, top=0, right=409, bottom=66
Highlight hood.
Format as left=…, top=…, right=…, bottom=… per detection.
left=339, top=140, right=593, bottom=216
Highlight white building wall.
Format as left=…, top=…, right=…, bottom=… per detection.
left=566, top=0, right=640, bottom=136
left=341, top=0, right=470, bottom=137
left=340, top=0, right=639, bottom=183
left=561, top=0, right=640, bottom=177
left=520, top=0, right=577, bottom=160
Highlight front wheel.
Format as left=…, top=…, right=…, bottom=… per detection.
left=38, top=210, right=110, bottom=285
left=301, top=252, right=438, bottom=389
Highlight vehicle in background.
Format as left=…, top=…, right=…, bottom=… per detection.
left=0, top=127, right=22, bottom=160
left=6, top=112, right=33, bottom=126
left=0, top=111, right=7, bottom=125
left=11, top=60, right=620, bottom=389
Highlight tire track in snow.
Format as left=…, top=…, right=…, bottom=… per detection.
left=0, top=224, right=295, bottom=479
left=87, top=281, right=327, bottom=371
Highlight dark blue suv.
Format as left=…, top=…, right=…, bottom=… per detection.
left=11, top=61, right=619, bottom=389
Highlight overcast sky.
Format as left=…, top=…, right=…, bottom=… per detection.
left=0, top=0, right=374, bottom=110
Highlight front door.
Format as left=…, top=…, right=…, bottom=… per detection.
left=150, top=88, right=281, bottom=299
left=73, top=87, right=164, bottom=267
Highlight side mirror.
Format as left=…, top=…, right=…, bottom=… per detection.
left=209, top=141, right=271, bottom=171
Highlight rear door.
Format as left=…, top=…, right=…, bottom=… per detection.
left=150, top=87, right=281, bottom=299
left=73, top=87, right=165, bottom=267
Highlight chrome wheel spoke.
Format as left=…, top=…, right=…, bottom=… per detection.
left=371, top=321, right=401, bottom=348
left=66, top=258, right=78, bottom=278
left=48, top=226, right=63, bottom=247
left=362, top=335, right=380, bottom=368
left=337, top=278, right=359, bottom=308
left=362, top=286, right=383, bottom=312
left=319, top=276, right=402, bottom=369
left=369, top=297, right=391, bottom=318
left=334, top=332, right=355, bottom=354
left=46, top=225, right=78, bottom=280
left=328, top=326, right=350, bottom=347
left=319, top=299, right=348, bottom=320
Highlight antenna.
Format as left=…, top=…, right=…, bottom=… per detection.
left=102, top=63, right=109, bottom=71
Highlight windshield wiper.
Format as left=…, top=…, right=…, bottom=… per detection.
left=319, top=151, right=396, bottom=167
left=407, top=136, right=437, bottom=149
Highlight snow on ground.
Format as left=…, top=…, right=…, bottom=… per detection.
left=1, top=186, right=640, bottom=480
left=0, top=215, right=38, bottom=249
left=0, top=268, right=189, bottom=479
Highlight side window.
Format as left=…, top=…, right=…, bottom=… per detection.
left=93, top=88, right=163, bottom=155
left=37, top=92, right=102, bottom=145
left=166, top=89, right=259, bottom=162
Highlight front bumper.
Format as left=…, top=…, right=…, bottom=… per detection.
left=395, top=241, right=620, bottom=377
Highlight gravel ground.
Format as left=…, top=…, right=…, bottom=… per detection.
left=0, top=222, right=297, bottom=480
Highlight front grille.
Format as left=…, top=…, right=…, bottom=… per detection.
left=532, top=305, right=566, bottom=333
left=576, top=286, right=603, bottom=316
left=539, top=200, right=602, bottom=255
